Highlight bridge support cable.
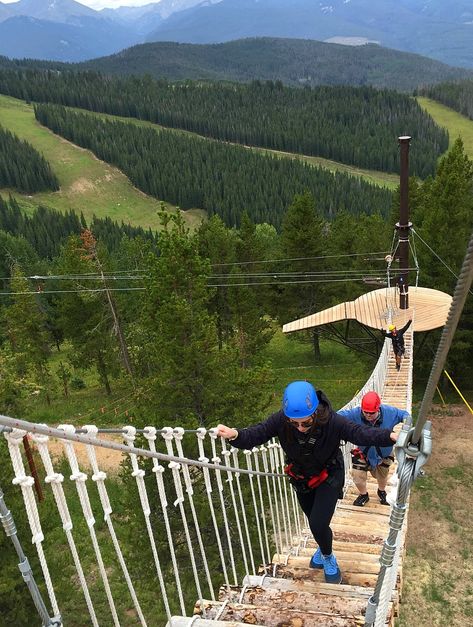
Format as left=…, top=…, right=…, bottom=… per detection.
left=161, top=427, right=207, bottom=617
left=260, top=444, right=284, bottom=558
left=414, top=227, right=473, bottom=444
left=30, top=430, right=98, bottom=627
left=251, top=446, right=273, bottom=566
left=145, top=427, right=188, bottom=612
left=268, top=443, right=290, bottom=551
left=230, top=447, right=257, bottom=574
left=243, top=449, right=270, bottom=571
left=196, top=428, right=233, bottom=590
left=218, top=436, right=253, bottom=578
left=81, top=424, right=148, bottom=625
left=56, top=424, right=121, bottom=627
left=0, top=477, right=60, bottom=627
left=73, top=424, right=149, bottom=624
left=173, top=428, right=217, bottom=600
left=276, top=444, right=301, bottom=549
left=4, top=429, right=61, bottom=619
left=209, top=433, right=240, bottom=584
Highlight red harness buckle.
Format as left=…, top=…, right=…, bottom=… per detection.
left=307, top=468, right=329, bottom=489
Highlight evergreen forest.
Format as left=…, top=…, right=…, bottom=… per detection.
left=0, top=125, right=58, bottom=193
left=34, top=103, right=393, bottom=228
left=419, top=79, right=473, bottom=121
left=0, top=69, right=449, bottom=176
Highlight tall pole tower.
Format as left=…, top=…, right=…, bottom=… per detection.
left=397, top=136, right=412, bottom=309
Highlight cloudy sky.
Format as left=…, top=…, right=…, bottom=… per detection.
left=2, top=0, right=157, bottom=9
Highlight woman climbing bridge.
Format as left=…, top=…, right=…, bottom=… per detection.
left=216, top=380, right=398, bottom=585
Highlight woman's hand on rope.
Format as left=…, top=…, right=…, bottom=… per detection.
left=215, top=424, right=239, bottom=441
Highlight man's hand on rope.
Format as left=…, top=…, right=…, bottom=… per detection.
left=215, top=424, right=239, bottom=441
left=389, top=431, right=399, bottom=443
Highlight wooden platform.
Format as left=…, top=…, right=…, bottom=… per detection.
left=282, top=286, right=451, bottom=333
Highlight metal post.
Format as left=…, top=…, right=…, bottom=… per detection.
left=397, top=136, right=412, bottom=310
left=0, top=482, right=60, bottom=626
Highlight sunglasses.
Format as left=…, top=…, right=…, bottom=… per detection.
left=287, top=416, right=314, bottom=428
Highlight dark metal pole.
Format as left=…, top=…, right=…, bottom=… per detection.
left=397, top=136, right=412, bottom=310
left=23, top=435, right=44, bottom=502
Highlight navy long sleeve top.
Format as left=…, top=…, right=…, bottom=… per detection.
left=231, top=391, right=394, bottom=477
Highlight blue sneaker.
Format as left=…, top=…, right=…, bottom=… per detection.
left=309, top=547, right=323, bottom=569
left=321, top=553, right=342, bottom=584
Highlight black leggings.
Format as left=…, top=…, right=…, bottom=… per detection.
left=296, top=482, right=340, bottom=556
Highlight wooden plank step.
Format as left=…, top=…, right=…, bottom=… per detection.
left=292, top=538, right=383, bottom=555
left=219, top=586, right=370, bottom=615
left=272, top=554, right=380, bottom=575
left=195, top=599, right=367, bottom=626
left=272, top=565, right=379, bottom=588
left=330, top=522, right=387, bottom=536
left=333, top=509, right=391, bottom=525
left=240, top=576, right=376, bottom=599
left=275, top=548, right=380, bottom=564
left=167, top=620, right=265, bottom=627
left=338, top=502, right=392, bottom=515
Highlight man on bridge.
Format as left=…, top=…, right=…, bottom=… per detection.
left=338, top=391, right=409, bottom=506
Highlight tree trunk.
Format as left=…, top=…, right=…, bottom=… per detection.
left=311, top=329, right=321, bottom=360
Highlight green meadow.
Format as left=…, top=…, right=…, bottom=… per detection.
left=0, top=94, right=205, bottom=230
left=417, top=96, right=473, bottom=159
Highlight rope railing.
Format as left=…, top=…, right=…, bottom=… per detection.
left=0, top=331, right=406, bottom=627
left=0, top=416, right=299, bottom=626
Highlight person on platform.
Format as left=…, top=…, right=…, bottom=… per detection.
left=380, top=319, right=412, bottom=371
left=338, top=391, right=409, bottom=506
left=215, top=381, right=398, bottom=585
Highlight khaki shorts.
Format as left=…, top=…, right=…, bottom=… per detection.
left=352, top=455, right=394, bottom=479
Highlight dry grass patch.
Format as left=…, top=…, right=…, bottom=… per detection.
left=397, top=406, right=473, bottom=626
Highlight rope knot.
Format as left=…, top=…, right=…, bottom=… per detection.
left=92, top=471, right=107, bottom=482
left=122, top=425, right=136, bottom=443
left=173, top=427, right=184, bottom=441
left=143, top=426, right=157, bottom=441
left=70, top=471, right=87, bottom=482
left=45, top=473, right=64, bottom=485
left=161, top=427, right=174, bottom=441
left=196, top=427, right=207, bottom=439
left=132, top=469, right=145, bottom=479
left=12, top=475, right=34, bottom=488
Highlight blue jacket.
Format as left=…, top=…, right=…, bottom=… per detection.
left=337, top=404, right=409, bottom=468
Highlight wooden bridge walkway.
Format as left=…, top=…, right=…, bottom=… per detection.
left=192, top=331, right=413, bottom=627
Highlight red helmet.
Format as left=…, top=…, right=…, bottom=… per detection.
left=361, top=391, right=381, bottom=413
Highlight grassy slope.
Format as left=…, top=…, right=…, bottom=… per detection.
left=0, top=94, right=205, bottom=229
left=0, top=93, right=398, bottom=233
left=417, top=96, right=473, bottom=159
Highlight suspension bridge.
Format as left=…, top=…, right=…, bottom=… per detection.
left=1, top=133, right=472, bottom=626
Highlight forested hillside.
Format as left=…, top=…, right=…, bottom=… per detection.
left=2, top=37, right=472, bottom=91
left=0, top=125, right=58, bottom=193
left=34, top=103, right=393, bottom=228
left=80, top=38, right=473, bottom=91
left=419, top=79, right=473, bottom=121
left=0, top=69, right=448, bottom=176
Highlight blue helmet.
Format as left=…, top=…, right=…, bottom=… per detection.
left=282, top=381, right=319, bottom=419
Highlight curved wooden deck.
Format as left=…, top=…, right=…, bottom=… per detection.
left=282, top=286, right=451, bottom=334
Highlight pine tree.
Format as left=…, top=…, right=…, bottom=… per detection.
left=4, top=264, right=53, bottom=404
left=277, top=192, right=326, bottom=358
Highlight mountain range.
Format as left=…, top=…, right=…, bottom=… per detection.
left=0, top=0, right=472, bottom=68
